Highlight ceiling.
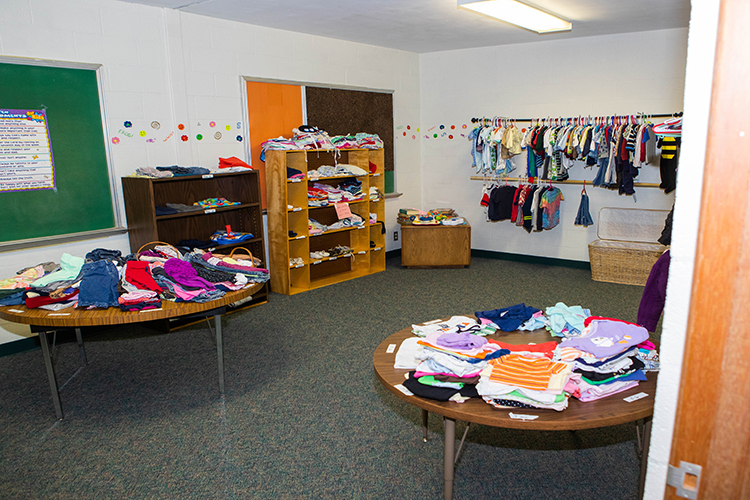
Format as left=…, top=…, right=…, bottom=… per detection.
left=117, top=0, right=691, bottom=54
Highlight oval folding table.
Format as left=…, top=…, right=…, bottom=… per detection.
left=374, top=324, right=656, bottom=500
left=0, top=283, right=263, bottom=419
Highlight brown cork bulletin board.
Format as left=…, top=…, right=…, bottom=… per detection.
left=305, top=87, right=395, bottom=192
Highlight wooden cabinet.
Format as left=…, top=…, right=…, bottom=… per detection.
left=265, top=148, right=386, bottom=295
left=400, top=224, right=471, bottom=268
left=121, top=170, right=268, bottom=306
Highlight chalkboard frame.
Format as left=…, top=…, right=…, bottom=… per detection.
left=0, top=56, right=124, bottom=252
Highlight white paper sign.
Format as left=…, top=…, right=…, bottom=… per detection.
left=0, top=109, right=56, bottom=192
left=624, top=392, right=649, bottom=403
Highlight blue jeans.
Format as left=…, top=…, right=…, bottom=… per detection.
left=77, top=260, right=120, bottom=308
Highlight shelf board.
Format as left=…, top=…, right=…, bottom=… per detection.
left=155, top=202, right=259, bottom=220
left=308, top=199, right=367, bottom=210
left=148, top=170, right=255, bottom=183
left=308, top=225, right=367, bottom=237
left=309, top=174, right=368, bottom=181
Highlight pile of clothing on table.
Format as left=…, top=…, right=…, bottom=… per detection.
left=393, top=302, right=659, bottom=411
left=0, top=245, right=269, bottom=312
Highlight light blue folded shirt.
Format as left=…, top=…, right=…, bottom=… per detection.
left=31, top=253, right=85, bottom=287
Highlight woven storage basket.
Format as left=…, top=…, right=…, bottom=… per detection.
left=588, top=208, right=669, bottom=285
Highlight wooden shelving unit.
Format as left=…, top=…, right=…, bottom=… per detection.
left=121, top=170, right=269, bottom=308
left=265, top=148, right=386, bottom=295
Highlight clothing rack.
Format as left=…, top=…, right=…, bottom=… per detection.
left=470, top=112, right=682, bottom=126
left=469, top=176, right=661, bottom=188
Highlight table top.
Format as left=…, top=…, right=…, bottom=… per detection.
left=0, top=283, right=263, bottom=328
left=374, top=325, right=657, bottom=431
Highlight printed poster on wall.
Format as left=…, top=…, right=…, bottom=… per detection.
left=0, top=108, right=56, bottom=192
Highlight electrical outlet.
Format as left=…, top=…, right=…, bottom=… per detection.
left=393, top=231, right=399, bottom=241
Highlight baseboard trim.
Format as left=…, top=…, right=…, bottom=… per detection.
left=471, top=249, right=591, bottom=270
left=388, top=247, right=589, bottom=270
left=0, top=337, right=40, bottom=358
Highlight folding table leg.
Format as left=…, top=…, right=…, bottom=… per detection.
left=214, top=314, right=224, bottom=394
left=75, top=328, right=87, bottom=366
left=638, top=417, right=652, bottom=500
left=38, top=331, right=63, bottom=419
left=444, top=417, right=455, bottom=500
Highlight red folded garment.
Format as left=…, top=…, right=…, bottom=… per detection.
left=25, top=289, right=79, bottom=309
left=219, top=157, right=253, bottom=169
left=125, top=261, right=163, bottom=293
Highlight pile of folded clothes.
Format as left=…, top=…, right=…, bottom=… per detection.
left=0, top=245, right=269, bottom=312
left=555, top=317, right=655, bottom=402
left=261, top=128, right=384, bottom=160
left=392, top=304, right=660, bottom=410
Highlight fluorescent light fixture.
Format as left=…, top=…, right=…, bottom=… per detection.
left=458, top=0, right=572, bottom=34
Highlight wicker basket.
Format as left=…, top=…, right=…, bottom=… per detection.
left=588, top=208, right=669, bottom=286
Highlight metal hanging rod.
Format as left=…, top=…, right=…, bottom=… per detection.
left=470, top=112, right=682, bottom=124
left=469, top=175, right=662, bottom=188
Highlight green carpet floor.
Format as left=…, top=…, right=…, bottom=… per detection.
left=0, top=255, right=652, bottom=499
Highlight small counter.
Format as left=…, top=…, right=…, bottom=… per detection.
left=400, top=223, right=471, bottom=268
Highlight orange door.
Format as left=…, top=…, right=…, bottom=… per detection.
left=245, top=81, right=303, bottom=208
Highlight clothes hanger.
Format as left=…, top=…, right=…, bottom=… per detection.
left=653, top=113, right=683, bottom=136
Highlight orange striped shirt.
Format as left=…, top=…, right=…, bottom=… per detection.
left=488, top=354, right=570, bottom=391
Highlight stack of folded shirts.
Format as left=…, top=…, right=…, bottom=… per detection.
left=308, top=187, right=328, bottom=207
left=545, top=302, right=591, bottom=337
left=337, top=179, right=364, bottom=200
left=477, top=340, right=572, bottom=411
left=555, top=317, right=652, bottom=402
left=411, top=315, right=497, bottom=338
left=369, top=186, right=383, bottom=201
left=403, top=331, right=510, bottom=402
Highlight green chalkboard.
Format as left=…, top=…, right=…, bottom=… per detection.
left=0, top=60, right=115, bottom=244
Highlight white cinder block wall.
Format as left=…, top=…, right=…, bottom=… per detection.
left=0, top=0, right=421, bottom=343
left=419, top=28, right=687, bottom=261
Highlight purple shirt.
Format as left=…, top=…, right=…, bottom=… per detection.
left=164, top=258, right=215, bottom=290
left=436, top=332, right=487, bottom=350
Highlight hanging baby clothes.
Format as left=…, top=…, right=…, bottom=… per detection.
left=657, top=136, right=680, bottom=193
left=487, top=184, right=517, bottom=221
left=574, top=192, right=594, bottom=227
left=540, top=187, right=564, bottom=229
